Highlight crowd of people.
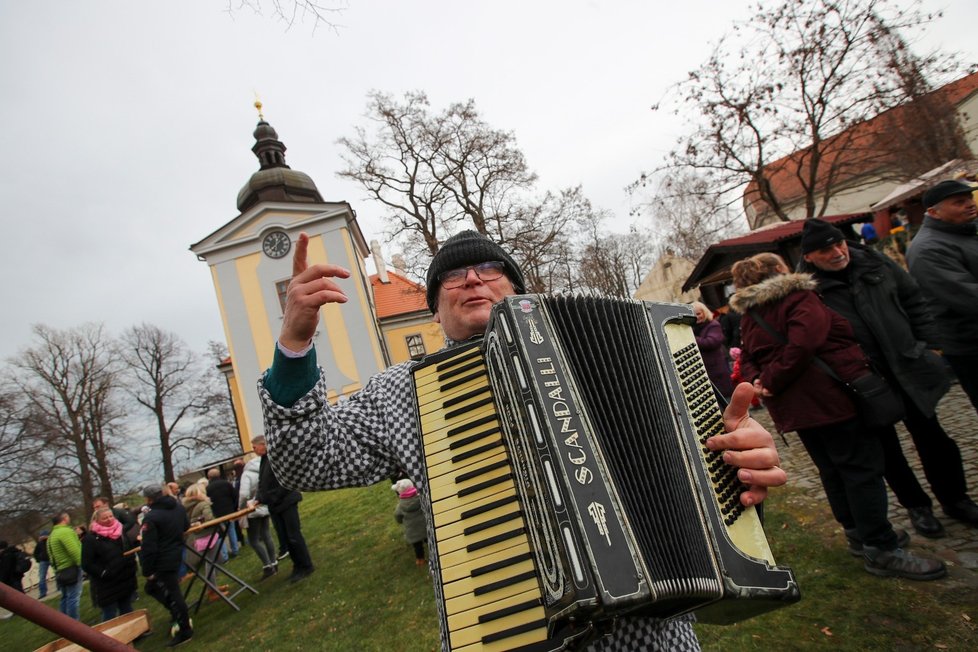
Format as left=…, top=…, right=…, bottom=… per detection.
left=3, top=452, right=319, bottom=647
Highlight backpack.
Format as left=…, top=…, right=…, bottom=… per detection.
left=15, top=550, right=31, bottom=575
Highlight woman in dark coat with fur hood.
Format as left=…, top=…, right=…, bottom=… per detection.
left=81, top=506, right=138, bottom=621
left=728, top=253, right=944, bottom=581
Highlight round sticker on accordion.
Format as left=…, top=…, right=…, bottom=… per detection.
left=518, top=299, right=535, bottom=313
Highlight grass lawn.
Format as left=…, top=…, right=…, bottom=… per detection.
left=4, top=482, right=976, bottom=650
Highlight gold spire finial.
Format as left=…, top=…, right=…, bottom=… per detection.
left=254, top=93, right=264, bottom=121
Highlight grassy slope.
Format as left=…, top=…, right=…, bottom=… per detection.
left=5, top=483, right=976, bottom=650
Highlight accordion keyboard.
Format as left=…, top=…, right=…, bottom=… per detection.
left=414, top=344, right=552, bottom=652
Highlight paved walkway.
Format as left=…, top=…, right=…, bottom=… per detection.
left=754, top=383, right=978, bottom=583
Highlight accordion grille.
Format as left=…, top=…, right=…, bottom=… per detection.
left=544, top=296, right=720, bottom=603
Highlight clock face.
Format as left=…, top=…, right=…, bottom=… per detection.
left=262, top=231, right=291, bottom=259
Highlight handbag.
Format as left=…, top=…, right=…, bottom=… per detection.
left=747, top=310, right=905, bottom=428
left=55, top=565, right=80, bottom=585
left=193, top=532, right=218, bottom=553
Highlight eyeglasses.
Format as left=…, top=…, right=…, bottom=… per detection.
left=438, top=261, right=506, bottom=289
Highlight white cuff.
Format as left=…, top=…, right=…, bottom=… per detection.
left=277, top=340, right=313, bottom=358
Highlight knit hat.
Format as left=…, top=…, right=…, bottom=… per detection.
left=922, top=179, right=976, bottom=208
left=800, top=218, right=845, bottom=254
left=425, top=230, right=526, bottom=312
left=729, top=347, right=742, bottom=360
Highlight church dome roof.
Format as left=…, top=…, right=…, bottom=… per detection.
left=236, top=115, right=324, bottom=212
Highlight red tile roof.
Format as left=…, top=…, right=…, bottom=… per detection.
left=745, top=71, right=978, bottom=219
left=371, top=271, right=430, bottom=319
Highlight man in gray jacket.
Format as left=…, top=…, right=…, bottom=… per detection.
left=801, top=219, right=978, bottom=537
left=907, top=179, right=978, bottom=415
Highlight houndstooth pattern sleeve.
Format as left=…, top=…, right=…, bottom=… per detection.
left=258, top=361, right=426, bottom=492
left=257, top=355, right=700, bottom=652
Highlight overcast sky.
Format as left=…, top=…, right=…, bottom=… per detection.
left=2, top=0, right=976, bottom=365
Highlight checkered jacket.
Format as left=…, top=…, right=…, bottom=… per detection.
left=258, top=346, right=698, bottom=652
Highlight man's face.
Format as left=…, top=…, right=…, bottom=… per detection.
left=804, top=240, right=850, bottom=272
left=253, top=441, right=267, bottom=457
left=930, top=193, right=978, bottom=225
left=434, top=268, right=516, bottom=341
left=92, top=499, right=106, bottom=511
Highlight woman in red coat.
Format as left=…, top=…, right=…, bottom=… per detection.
left=729, top=252, right=944, bottom=581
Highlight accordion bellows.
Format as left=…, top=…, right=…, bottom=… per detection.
left=413, top=296, right=800, bottom=651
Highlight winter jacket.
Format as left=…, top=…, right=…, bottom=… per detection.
left=258, top=455, right=302, bottom=514
left=183, top=497, right=217, bottom=546
left=139, top=495, right=189, bottom=576
left=237, top=457, right=270, bottom=518
left=803, top=245, right=950, bottom=417
left=906, top=215, right=978, bottom=355
left=692, top=318, right=734, bottom=397
left=81, top=532, right=137, bottom=607
left=46, top=523, right=82, bottom=573
left=394, top=495, right=427, bottom=545
left=730, top=273, right=871, bottom=433
left=206, top=477, right=238, bottom=517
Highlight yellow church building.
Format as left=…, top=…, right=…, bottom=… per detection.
left=191, top=109, right=442, bottom=453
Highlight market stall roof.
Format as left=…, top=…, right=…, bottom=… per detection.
left=682, top=213, right=872, bottom=292
left=869, top=159, right=977, bottom=211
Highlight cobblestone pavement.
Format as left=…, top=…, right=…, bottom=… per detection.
left=754, top=383, right=978, bottom=584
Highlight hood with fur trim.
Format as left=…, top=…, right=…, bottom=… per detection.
left=729, top=273, right=818, bottom=313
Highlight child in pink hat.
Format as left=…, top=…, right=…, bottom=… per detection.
left=392, top=479, right=427, bottom=566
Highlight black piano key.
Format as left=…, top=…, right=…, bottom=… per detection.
left=456, top=459, right=512, bottom=484
left=448, top=426, right=501, bottom=451
left=443, top=385, right=491, bottom=409
left=441, top=368, right=487, bottom=392
left=466, top=527, right=525, bottom=552
left=477, top=598, right=540, bottom=625
left=470, top=550, right=534, bottom=577
left=457, top=473, right=512, bottom=498
left=452, top=440, right=504, bottom=464
left=447, top=413, right=498, bottom=438
left=445, top=396, right=495, bottom=420
left=463, top=510, right=523, bottom=536
left=474, top=569, right=539, bottom=597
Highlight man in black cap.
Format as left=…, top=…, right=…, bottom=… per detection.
left=907, top=179, right=978, bottom=414
left=139, top=482, right=193, bottom=647
left=258, top=229, right=788, bottom=651
left=800, top=218, right=978, bottom=537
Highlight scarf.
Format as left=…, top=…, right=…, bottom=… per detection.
left=90, top=518, right=123, bottom=540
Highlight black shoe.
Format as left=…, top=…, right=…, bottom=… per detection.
left=277, top=550, right=290, bottom=560
left=165, top=627, right=193, bottom=647
left=846, top=528, right=910, bottom=557
left=288, top=567, right=314, bottom=584
left=260, top=566, right=276, bottom=581
left=862, top=546, right=946, bottom=581
left=942, top=498, right=978, bottom=526
left=907, top=506, right=946, bottom=538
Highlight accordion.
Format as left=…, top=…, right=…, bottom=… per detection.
left=413, top=296, right=799, bottom=651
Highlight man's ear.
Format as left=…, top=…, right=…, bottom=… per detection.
left=802, top=253, right=812, bottom=263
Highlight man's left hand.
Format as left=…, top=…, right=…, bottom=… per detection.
left=706, top=382, right=786, bottom=507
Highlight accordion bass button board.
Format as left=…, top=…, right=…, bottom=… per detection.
left=412, top=296, right=799, bottom=651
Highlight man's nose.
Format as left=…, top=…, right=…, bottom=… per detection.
left=462, top=267, right=483, bottom=285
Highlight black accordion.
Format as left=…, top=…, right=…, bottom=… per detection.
left=413, top=296, right=799, bottom=651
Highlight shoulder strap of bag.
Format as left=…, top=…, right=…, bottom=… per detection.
left=747, top=309, right=844, bottom=384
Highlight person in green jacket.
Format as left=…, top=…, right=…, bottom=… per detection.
left=46, top=512, right=83, bottom=619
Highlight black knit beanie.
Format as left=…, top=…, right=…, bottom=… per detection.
left=425, top=230, right=526, bottom=312
left=800, top=218, right=845, bottom=254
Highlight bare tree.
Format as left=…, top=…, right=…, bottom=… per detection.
left=225, top=0, right=347, bottom=33
left=120, top=324, right=221, bottom=482
left=648, top=0, right=967, bottom=227
left=340, top=92, right=623, bottom=293
left=9, top=323, right=125, bottom=509
left=630, top=171, right=744, bottom=260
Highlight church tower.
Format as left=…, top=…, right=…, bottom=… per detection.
left=191, top=104, right=389, bottom=451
